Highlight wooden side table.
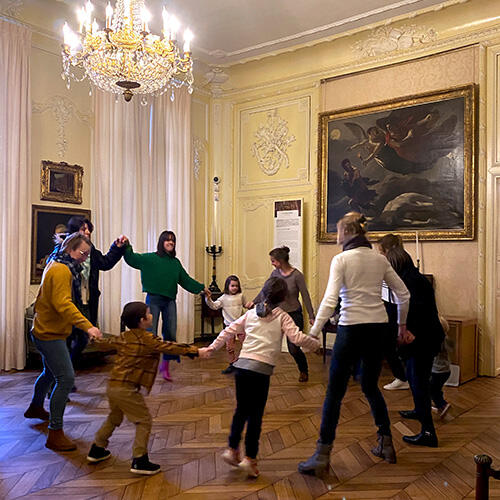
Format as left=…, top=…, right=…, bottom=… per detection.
left=201, top=293, right=223, bottom=338
left=445, top=316, right=478, bottom=384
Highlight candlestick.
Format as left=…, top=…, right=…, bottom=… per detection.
left=205, top=245, right=223, bottom=292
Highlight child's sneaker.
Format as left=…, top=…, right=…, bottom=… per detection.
left=87, top=443, right=111, bottom=463
left=130, top=454, right=161, bottom=475
left=383, top=378, right=409, bottom=390
left=438, top=403, right=451, bottom=419
left=222, top=447, right=240, bottom=466
left=239, top=457, right=259, bottom=478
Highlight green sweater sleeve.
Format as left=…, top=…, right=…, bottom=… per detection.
left=124, top=245, right=144, bottom=270
left=178, top=264, right=204, bottom=294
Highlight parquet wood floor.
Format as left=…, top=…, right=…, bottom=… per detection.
left=2, top=348, right=500, bottom=499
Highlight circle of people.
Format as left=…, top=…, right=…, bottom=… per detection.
left=25, top=211, right=450, bottom=477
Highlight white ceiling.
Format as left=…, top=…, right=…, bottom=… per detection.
left=4, top=0, right=449, bottom=65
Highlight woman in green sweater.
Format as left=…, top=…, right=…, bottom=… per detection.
left=124, top=231, right=209, bottom=381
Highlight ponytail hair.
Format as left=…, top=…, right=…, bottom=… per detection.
left=256, top=277, right=288, bottom=317
left=378, top=233, right=413, bottom=274
left=269, top=246, right=290, bottom=263
left=337, top=211, right=367, bottom=237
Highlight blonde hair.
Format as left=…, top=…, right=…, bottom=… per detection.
left=60, top=232, right=91, bottom=253
left=337, top=211, right=367, bottom=237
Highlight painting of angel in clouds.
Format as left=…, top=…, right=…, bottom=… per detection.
left=317, top=85, right=476, bottom=241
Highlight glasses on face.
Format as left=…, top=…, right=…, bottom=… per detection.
left=79, top=250, right=90, bottom=257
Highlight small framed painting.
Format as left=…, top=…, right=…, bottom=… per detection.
left=40, top=160, right=83, bottom=204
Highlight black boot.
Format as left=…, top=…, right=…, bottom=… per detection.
left=403, top=430, right=438, bottom=447
left=371, top=434, right=397, bottom=463
left=130, top=454, right=161, bottom=475
left=399, top=409, right=419, bottom=420
left=298, top=440, right=332, bottom=476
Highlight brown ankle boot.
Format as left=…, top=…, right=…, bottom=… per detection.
left=45, top=429, right=77, bottom=451
left=24, top=403, right=49, bottom=420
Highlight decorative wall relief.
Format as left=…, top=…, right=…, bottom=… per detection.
left=251, top=109, right=296, bottom=176
left=239, top=97, right=310, bottom=190
left=1, top=0, right=23, bottom=17
left=192, top=136, right=207, bottom=180
left=352, top=24, right=437, bottom=58
left=32, top=96, right=91, bottom=159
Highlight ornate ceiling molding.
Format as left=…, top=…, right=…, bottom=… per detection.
left=204, top=67, right=230, bottom=97
left=32, top=95, right=91, bottom=159
left=352, top=24, right=437, bottom=57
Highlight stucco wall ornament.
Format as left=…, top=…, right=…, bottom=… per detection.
left=192, top=136, right=206, bottom=180
left=32, top=95, right=91, bottom=159
left=251, top=109, right=296, bottom=176
left=1, top=0, right=23, bottom=17
left=353, top=24, right=437, bottom=58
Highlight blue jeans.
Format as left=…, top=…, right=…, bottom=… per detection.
left=319, top=323, right=391, bottom=445
left=287, top=308, right=308, bottom=374
left=146, top=293, right=179, bottom=362
left=31, top=336, right=75, bottom=430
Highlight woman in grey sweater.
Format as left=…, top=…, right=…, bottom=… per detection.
left=248, top=246, right=315, bottom=382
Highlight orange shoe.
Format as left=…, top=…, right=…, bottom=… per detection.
left=45, top=429, right=77, bottom=451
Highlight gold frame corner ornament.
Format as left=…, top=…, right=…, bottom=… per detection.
left=40, top=160, right=84, bottom=205
left=317, top=84, right=477, bottom=242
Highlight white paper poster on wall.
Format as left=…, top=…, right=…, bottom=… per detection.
left=274, top=200, right=303, bottom=351
left=274, top=199, right=303, bottom=270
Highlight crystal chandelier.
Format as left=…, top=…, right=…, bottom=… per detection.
left=61, top=0, right=194, bottom=102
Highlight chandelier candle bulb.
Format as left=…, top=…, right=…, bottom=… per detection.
left=77, top=8, right=85, bottom=33
left=105, top=3, right=113, bottom=29
left=183, top=29, right=193, bottom=53
left=169, top=15, right=180, bottom=41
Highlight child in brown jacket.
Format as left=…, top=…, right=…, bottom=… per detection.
left=86, top=301, right=198, bottom=474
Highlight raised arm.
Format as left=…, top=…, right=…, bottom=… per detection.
left=92, top=241, right=126, bottom=271
left=199, top=313, right=247, bottom=358
left=123, top=245, right=145, bottom=270
left=309, top=257, right=344, bottom=338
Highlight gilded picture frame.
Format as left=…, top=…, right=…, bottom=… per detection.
left=31, top=205, right=91, bottom=284
left=317, top=84, right=476, bottom=242
left=40, top=160, right=83, bottom=204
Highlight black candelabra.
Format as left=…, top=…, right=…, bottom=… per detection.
left=205, top=245, right=222, bottom=293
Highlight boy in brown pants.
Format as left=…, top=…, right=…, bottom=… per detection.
left=86, top=301, right=198, bottom=474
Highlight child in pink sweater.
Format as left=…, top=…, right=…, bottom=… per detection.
left=199, top=277, right=320, bottom=478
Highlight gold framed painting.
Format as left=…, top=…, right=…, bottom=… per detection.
left=40, top=160, right=83, bottom=204
left=317, top=84, right=477, bottom=242
left=31, top=205, right=91, bottom=284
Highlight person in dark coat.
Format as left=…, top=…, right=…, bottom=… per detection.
left=379, top=234, right=444, bottom=447
left=48, top=216, right=127, bottom=366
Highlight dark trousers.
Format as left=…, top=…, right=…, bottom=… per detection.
left=319, top=323, right=391, bottom=445
left=406, top=353, right=435, bottom=434
left=287, top=308, right=308, bottom=374
left=66, top=304, right=91, bottom=366
left=228, top=368, right=270, bottom=459
left=430, top=371, right=450, bottom=409
left=384, top=323, right=406, bottom=381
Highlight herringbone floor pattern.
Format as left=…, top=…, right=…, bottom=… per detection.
left=1, top=348, right=500, bottom=499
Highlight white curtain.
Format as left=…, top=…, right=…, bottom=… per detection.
left=0, top=19, right=31, bottom=370
left=92, top=89, right=195, bottom=342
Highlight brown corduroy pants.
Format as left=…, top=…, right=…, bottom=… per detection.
left=94, top=381, right=152, bottom=458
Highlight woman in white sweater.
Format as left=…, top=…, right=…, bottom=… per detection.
left=199, top=277, right=320, bottom=478
left=298, top=212, right=411, bottom=476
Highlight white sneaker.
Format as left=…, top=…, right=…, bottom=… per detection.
left=383, top=378, right=409, bottom=390
left=221, top=448, right=240, bottom=467
left=239, top=457, right=259, bottom=478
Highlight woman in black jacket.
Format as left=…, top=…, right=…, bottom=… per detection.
left=48, top=216, right=127, bottom=365
left=379, top=234, right=444, bottom=447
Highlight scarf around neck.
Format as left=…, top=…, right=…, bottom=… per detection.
left=54, top=252, right=83, bottom=306
left=342, top=234, right=372, bottom=252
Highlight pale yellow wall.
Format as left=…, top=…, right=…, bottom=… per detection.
left=204, top=0, right=500, bottom=373
left=319, top=46, right=479, bottom=319
left=29, top=32, right=92, bottom=302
